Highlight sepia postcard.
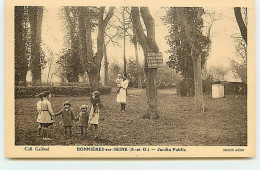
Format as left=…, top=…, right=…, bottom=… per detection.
left=5, top=0, right=255, bottom=158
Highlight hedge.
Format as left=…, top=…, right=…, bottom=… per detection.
left=222, top=82, right=247, bottom=95
left=15, top=86, right=112, bottom=98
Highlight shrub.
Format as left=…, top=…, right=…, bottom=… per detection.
left=15, top=86, right=112, bottom=98
left=176, top=78, right=214, bottom=96
left=203, top=78, right=214, bottom=95
left=176, top=79, right=194, bottom=96
left=222, top=82, right=247, bottom=95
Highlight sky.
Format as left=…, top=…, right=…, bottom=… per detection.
left=36, top=7, right=243, bottom=83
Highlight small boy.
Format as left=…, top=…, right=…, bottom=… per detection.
left=55, top=101, right=75, bottom=137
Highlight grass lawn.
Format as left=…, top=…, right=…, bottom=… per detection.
left=15, top=88, right=247, bottom=146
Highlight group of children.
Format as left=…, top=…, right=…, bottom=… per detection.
left=36, top=91, right=102, bottom=141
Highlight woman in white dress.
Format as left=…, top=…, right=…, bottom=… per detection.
left=117, top=74, right=129, bottom=111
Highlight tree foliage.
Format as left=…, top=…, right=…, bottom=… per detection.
left=28, top=6, right=44, bottom=83
left=230, top=38, right=247, bottom=83
left=15, top=6, right=45, bottom=85
left=163, top=7, right=211, bottom=96
left=15, top=6, right=30, bottom=85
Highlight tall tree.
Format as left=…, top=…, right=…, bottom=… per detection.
left=131, top=7, right=159, bottom=119
left=28, top=6, right=44, bottom=83
left=77, top=7, right=115, bottom=92
left=112, top=7, right=143, bottom=88
left=15, top=6, right=29, bottom=85
left=103, top=42, right=109, bottom=86
left=103, top=28, right=122, bottom=86
left=63, top=7, right=81, bottom=82
left=232, top=7, right=247, bottom=83
left=113, top=8, right=132, bottom=76
left=163, top=8, right=211, bottom=97
left=230, top=38, right=247, bottom=83
left=176, top=8, right=208, bottom=112
left=132, top=26, right=142, bottom=89
left=234, top=7, right=247, bottom=44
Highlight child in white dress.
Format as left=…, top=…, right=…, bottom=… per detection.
left=40, top=91, right=55, bottom=141
left=89, top=91, right=102, bottom=140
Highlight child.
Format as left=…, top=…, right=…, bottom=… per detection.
left=40, top=91, right=55, bottom=141
left=36, top=93, right=44, bottom=136
left=89, top=91, right=102, bottom=140
left=75, top=105, right=89, bottom=137
left=55, top=101, right=75, bottom=137
left=115, top=74, right=123, bottom=94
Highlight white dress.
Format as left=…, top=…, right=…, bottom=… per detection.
left=36, top=100, right=42, bottom=123
left=40, top=99, right=54, bottom=124
left=117, top=79, right=129, bottom=103
left=89, top=105, right=100, bottom=125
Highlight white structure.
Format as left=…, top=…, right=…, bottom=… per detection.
left=212, top=84, right=224, bottom=98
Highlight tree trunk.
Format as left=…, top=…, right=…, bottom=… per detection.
left=28, top=7, right=43, bottom=83
left=122, top=8, right=127, bottom=74
left=133, top=27, right=142, bottom=89
left=176, top=7, right=205, bottom=112
left=143, top=63, right=158, bottom=119
left=192, top=54, right=204, bottom=112
left=64, top=7, right=80, bottom=82
left=103, top=43, right=109, bottom=86
left=85, top=7, right=115, bottom=92
left=89, top=70, right=100, bottom=93
left=131, top=7, right=159, bottom=119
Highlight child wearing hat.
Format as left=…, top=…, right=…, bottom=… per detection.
left=75, top=105, right=89, bottom=137
left=89, top=91, right=102, bottom=140
left=55, top=101, right=75, bottom=137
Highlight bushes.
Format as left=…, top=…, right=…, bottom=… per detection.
left=176, top=78, right=214, bottom=96
left=203, top=78, right=214, bottom=94
left=176, top=79, right=194, bottom=96
left=15, top=86, right=112, bottom=98
left=222, top=82, right=247, bottom=95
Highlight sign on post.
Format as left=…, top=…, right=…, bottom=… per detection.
left=147, top=52, right=163, bottom=68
